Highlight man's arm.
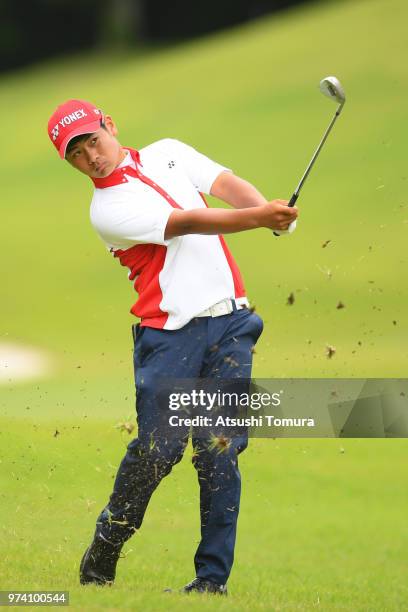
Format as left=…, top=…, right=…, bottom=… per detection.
left=210, top=171, right=267, bottom=209
left=164, top=199, right=298, bottom=239
left=164, top=172, right=298, bottom=240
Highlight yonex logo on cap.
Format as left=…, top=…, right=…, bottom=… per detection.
left=51, top=125, right=59, bottom=141
left=51, top=108, right=102, bottom=140
left=51, top=108, right=92, bottom=141
left=59, top=108, right=88, bottom=128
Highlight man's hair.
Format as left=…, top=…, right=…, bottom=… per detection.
left=65, top=121, right=107, bottom=156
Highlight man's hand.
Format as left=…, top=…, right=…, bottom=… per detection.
left=257, top=199, right=299, bottom=231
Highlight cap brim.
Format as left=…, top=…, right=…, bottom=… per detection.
left=59, top=119, right=102, bottom=159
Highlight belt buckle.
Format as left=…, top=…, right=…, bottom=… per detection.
left=210, top=299, right=233, bottom=317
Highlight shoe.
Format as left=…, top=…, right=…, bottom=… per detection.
left=79, top=533, right=123, bottom=586
left=182, top=577, right=228, bottom=595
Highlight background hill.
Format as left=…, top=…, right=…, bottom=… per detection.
left=1, top=0, right=407, bottom=608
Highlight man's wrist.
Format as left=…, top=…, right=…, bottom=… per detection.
left=245, top=206, right=264, bottom=229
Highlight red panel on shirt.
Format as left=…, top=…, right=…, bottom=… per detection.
left=113, top=244, right=169, bottom=329
left=199, top=193, right=246, bottom=299
left=217, top=235, right=246, bottom=299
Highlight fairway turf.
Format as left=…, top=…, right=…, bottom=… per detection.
left=1, top=0, right=408, bottom=608
left=1, top=419, right=408, bottom=610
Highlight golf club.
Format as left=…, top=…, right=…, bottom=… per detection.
left=274, top=75, right=346, bottom=236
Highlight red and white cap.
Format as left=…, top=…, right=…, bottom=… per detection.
left=47, top=99, right=103, bottom=159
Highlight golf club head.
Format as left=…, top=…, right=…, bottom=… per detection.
left=319, top=76, right=346, bottom=105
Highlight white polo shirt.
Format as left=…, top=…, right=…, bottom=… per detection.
left=90, top=138, right=247, bottom=330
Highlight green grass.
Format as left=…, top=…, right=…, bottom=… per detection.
left=1, top=0, right=408, bottom=608
left=1, top=420, right=408, bottom=610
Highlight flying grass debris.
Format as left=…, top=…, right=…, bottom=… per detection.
left=317, top=265, right=332, bottom=279
left=208, top=433, right=231, bottom=454
left=224, top=356, right=239, bottom=367
left=115, top=421, right=135, bottom=434
left=322, top=240, right=331, bottom=248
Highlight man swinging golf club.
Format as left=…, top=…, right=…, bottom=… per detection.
left=45, top=79, right=349, bottom=595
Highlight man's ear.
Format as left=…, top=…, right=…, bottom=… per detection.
left=104, top=115, right=118, bottom=137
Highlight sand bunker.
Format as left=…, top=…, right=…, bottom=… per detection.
left=0, top=342, right=52, bottom=384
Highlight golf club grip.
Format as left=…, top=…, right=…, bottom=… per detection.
left=288, top=193, right=298, bottom=207
left=273, top=192, right=299, bottom=236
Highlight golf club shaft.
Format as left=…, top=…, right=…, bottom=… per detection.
left=273, top=102, right=344, bottom=236
left=288, top=101, right=345, bottom=207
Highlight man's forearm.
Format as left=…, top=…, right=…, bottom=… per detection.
left=165, top=208, right=260, bottom=239
left=164, top=201, right=298, bottom=240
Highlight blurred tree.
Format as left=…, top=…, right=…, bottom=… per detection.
left=0, top=0, right=96, bottom=72
left=0, top=0, right=313, bottom=73
left=143, top=0, right=249, bottom=39
left=142, top=0, right=312, bottom=39
left=97, top=0, right=144, bottom=48
left=250, top=0, right=311, bottom=17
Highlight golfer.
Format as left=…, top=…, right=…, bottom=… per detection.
left=47, top=99, right=298, bottom=595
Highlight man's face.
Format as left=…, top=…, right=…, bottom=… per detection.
left=65, top=116, right=126, bottom=178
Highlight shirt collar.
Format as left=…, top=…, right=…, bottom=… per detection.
left=91, top=147, right=142, bottom=188
left=117, top=149, right=134, bottom=169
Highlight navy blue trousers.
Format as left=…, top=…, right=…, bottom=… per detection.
left=96, top=305, right=263, bottom=585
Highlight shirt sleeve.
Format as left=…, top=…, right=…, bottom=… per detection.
left=155, top=138, right=232, bottom=194
left=90, top=195, right=173, bottom=249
